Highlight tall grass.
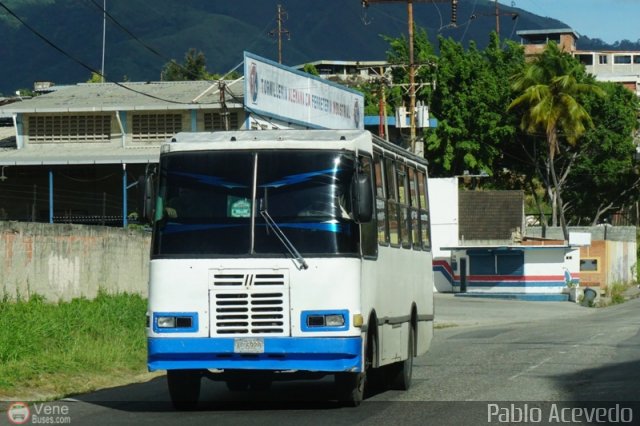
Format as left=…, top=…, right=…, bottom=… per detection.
left=0, top=292, right=147, bottom=395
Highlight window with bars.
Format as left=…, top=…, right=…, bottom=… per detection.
left=28, top=114, right=111, bottom=143
left=131, top=113, right=183, bottom=143
left=203, top=112, right=239, bottom=131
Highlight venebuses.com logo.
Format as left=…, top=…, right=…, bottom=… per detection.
left=6, top=401, right=72, bottom=424
left=6, top=402, right=30, bottom=424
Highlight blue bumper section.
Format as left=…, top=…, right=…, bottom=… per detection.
left=148, top=336, right=363, bottom=373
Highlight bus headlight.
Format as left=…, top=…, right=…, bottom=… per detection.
left=301, top=310, right=349, bottom=331
left=325, top=314, right=345, bottom=327
left=157, top=316, right=176, bottom=328
left=152, top=312, right=199, bottom=333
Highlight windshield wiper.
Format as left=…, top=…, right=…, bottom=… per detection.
left=260, top=207, right=309, bottom=271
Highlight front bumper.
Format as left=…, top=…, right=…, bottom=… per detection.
left=148, top=336, right=363, bottom=373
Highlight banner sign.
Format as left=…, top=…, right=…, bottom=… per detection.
left=244, top=51, right=364, bottom=130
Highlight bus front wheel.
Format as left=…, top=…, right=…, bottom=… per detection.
left=167, top=369, right=202, bottom=410
left=335, top=331, right=376, bottom=406
left=335, top=371, right=365, bottom=406
left=389, top=325, right=415, bottom=391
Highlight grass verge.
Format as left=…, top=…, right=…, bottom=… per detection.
left=596, top=282, right=640, bottom=307
left=0, top=292, right=149, bottom=401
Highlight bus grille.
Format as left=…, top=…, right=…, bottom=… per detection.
left=212, top=273, right=286, bottom=287
left=209, top=270, right=289, bottom=336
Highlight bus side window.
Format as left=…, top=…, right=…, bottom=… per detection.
left=374, top=152, right=388, bottom=244
left=359, top=155, right=377, bottom=257
left=417, top=169, right=431, bottom=249
left=385, top=157, right=400, bottom=246
left=408, top=166, right=421, bottom=250
left=396, top=163, right=411, bottom=248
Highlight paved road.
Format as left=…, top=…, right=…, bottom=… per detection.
left=6, top=295, right=639, bottom=425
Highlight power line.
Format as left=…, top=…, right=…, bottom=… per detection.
left=86, top=0, right=213, bottom=83
left=0, top=0, right=201, bottom=105
left=87, top=0, right=166, bottom=60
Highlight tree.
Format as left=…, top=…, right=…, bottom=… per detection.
left=161, top=48, right=212, bottom=81
left=509, top=42, right=605, bottom=240
left=302, top=63, right=319, bottom=76
left=87, top=72, right=103, bottom=83
left=563, top=82, right=640, bottom=225
left=427, top=33, right=523, bottom=176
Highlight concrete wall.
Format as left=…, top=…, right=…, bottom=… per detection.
left=428, top=178, right=458, bottom=292
left=0, top=221, right=150, bottom=301
left=527, top=226, right=637, bottom=288
left=526, top=226, right=637, bottom=242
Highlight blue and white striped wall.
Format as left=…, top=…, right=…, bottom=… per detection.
left=434, top=245, right=580, bottom=295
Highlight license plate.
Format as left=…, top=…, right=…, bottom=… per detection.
left=234, top=337, right=264, bottom=354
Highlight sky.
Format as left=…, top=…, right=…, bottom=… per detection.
left=498, top=0, right=639, bottom=44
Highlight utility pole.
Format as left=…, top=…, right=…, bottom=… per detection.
left=362, top=0, right=455, bottom=155
left=219, top=81, right=230, bottom=130
left=101, top=0, right=106, bottom=82
left=470, top=1, right=518, bottom=39
left=269, top=4, right=290, bottom=64
left=489, top=0, right=518, bottom=38
left=495, top=0, right=500, bottom=38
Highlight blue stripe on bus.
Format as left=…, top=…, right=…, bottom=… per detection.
left=163, top=223, right=244, bottom=234
left=275, top=222, right=344, bottom=233
left=163, top=223, right=345, bottom=234
left=169, top=172, right=247, bottom=189
left=147, top=336, right=362, bottom=372
left=261, top=168, right=339, bottom=188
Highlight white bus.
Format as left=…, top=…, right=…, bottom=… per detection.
left=145, top=129, right=434, bottom=409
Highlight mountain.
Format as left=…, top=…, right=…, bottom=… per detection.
left=0, top=0, right=579, bottom=95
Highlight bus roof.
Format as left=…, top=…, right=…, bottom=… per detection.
left=162, top=130, right=428, bottom=168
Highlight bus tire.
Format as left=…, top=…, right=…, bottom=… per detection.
left=389, top=324, right=414, bottom=391
left=335, top=372, right=365, bottom=406
left=167, top=369, right=201, bottom=410
left=365, top=331, right=384, bottom=393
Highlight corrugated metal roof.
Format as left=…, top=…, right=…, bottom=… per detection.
left=0, top=144, right=159, bottom=166
left=516, top=28, right=580, bottom=38
left=0, top=80, right=245, bottom=113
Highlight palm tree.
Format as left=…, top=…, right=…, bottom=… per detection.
left=509, top=42, right=604, bottom=240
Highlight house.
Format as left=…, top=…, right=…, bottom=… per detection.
left=574, top=51, right=640, bottom=96
left=517, top=28, right=640, bottom=96
left=526, top=227, right=637, bottom=292
left=429, top=178, right=582, bottom=301
left=295, top=60, right=388, bottom=85
left=438, top=244, right=580, bottom=300
left=517, top=28, right=579, bottom=57
left=429, top=178, right=637, bottom=298
left=0, top=80, right=245, bottom=225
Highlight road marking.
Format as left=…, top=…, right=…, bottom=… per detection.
left=509, top=356, right=553, bottom=380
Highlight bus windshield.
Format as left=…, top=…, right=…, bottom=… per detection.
left=152, top=150, right=360, bottom=257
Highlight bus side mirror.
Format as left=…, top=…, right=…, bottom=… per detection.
left=140, top=174, right=156, bottom=223
left=352, top=172, right=373, bottom=223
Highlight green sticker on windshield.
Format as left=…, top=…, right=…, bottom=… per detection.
left=228, top=197, right=251, bottom=218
